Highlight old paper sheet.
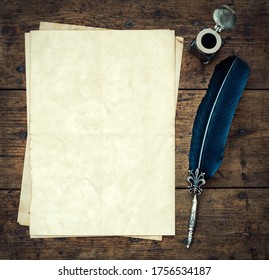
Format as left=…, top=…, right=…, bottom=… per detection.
left=18, top=23, right=184, bottom=239
left=18, top=25, right=183, bottom=229
left=22, top=33, right=163, bottom=240
left=29, top=29, right=175, bottom=236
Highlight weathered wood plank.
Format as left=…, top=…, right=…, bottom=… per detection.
left=0, top=0, right=268, bottom=263
left=0, top=189, right=268, bottom=259
left=0, top=0, right=269, bottom=89
left=1, top=90, right=268, bottom=189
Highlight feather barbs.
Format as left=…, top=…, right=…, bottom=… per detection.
left=188, top=56, right=250, bottom=189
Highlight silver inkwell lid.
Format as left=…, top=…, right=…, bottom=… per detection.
left=213, top=5, right=237, bottom=33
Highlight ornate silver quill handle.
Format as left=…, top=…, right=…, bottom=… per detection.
left=187, top=193, right=198, bottom=249
left=186, top=169, right=206, bottom=249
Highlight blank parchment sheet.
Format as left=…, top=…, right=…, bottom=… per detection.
left=29, top=30, right=176, bottom=236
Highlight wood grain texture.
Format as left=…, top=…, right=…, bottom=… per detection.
left=0, top=189, right=268, bottom=259
left=0, top=0, right=269, bottom=89
left=1, top=0, right=269, bottom=260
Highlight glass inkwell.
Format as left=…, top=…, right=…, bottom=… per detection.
left=189, top=5, right=237, bottom=64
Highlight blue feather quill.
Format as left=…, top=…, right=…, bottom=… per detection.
left=186, top=56, right=250, bottom=248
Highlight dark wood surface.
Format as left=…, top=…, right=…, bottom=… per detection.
left=0, top=0, right=268, bottom=259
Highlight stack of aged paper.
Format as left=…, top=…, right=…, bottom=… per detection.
left=18, top=22, right=183, bottom=240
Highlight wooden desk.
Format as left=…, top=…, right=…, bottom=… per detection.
left=0, top=0, right=268, bottom=259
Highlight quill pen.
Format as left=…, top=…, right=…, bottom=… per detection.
left=186, top=56, right=250, bottom=248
